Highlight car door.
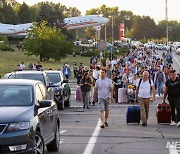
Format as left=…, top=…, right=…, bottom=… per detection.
left=38, top=83, right=55, bottom=139
left=35, top=84, right=50, bottom=142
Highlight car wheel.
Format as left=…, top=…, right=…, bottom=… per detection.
left=47, top=124, right=60, bottom=152
left=56, top=96, right=64, bottom=110
left=33, top=131, right=44, bottom=154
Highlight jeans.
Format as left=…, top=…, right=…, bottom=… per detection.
left=168, top=97, right=180, bottom=122
left=157, top=81, right=164, bottom=96
left=82, top=91, right=90, bottom=107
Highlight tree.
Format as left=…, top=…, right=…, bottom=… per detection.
left=131, top=16, right=157, bottom=40
left=63, top=6, right=81, bottom=17
left=17, top=2, right=32, bottom=23
left=35, top=2, right=65, bottom=28
left=0, top=0, right=19, bottom=24
left=24, top=21, right=73, bottom=61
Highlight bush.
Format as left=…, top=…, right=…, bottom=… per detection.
left=81, top=50, right=99, bottom=57
left=0, top=44, right=14, bottom=51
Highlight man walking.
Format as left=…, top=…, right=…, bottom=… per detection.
left=94, top=69, right=113, bottom=128
left=135, top=71, right=156, bottom=126
left=154, top=66, right=166, bottom=96
left=162, top=70, right=180, bottom=127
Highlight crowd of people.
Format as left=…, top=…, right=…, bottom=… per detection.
left=16, top=61, right=43, bottom=71
left=74, top=47, right=180, bottom=128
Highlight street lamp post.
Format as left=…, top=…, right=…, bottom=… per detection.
left=165, top=0, right=169, bottom=43
left=105, top=24, right=107, bottom=42
left=111, top=16, right=114, bottom=45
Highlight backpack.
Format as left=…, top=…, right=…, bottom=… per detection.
left=137, top=78, right=152, bottom=90
left=156, top=71, right=164, bottom=82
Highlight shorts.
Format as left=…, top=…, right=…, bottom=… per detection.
left=98, top=98, right=110, bottom=112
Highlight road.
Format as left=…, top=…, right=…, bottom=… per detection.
left=47, top=50, right=180, bottom=154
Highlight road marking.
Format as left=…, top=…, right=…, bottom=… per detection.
left=83, top=119, right=101, bottom=154
left=60, top=130, right=67, bottom=134
left=60, top=139, right=64, bottom=144
left=60, top=130, right=66, bottom=144
left=172, top=53, right=180, bottom=66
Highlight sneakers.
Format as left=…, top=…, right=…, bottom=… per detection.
left=100, top=124, right=105, bottom=128
left=170, top=121, right=176, bottom=126
left=104, top=122, right=108, bottom=127
left=177, top=122, right=180, bottom=127
left=142, top=123, right=147, bottom=127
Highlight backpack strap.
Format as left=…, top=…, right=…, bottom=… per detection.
left=137, top=78, right=152, bottom=90
left=137, top=78, right=142, bottom=90
left=148, top=78, right=152, bottom=86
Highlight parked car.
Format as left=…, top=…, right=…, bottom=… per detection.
left=3, top=70, right=64, bottom=110
left=155, top=44, right=164, bottom=50
left=45, top=70, right=71, bottom=110
left=74, top=41, right=82, bottom=46
left=0, top=79, right=60, bottom=153
left=176, top=45, right=180, bottom=55
left=92, top=42, right=98, bottom=47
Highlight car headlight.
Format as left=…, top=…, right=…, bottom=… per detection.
left=7, top=122, right=30, bottom=132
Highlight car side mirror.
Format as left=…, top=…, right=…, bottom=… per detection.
left=63, top=79, right=69, bottom=83
left=38, top=100, right=52, bottom=108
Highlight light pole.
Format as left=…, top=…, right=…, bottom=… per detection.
left=165, top=0, right=169, bottom=43
left=111, top=16, right=114, bottom=44
left=105, top=24, right=107, bottom=42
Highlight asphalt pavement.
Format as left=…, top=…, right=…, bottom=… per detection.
left=47, top=50, right=180, bottom=154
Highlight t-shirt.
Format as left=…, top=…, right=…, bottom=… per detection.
left=165, top=77, right=180, bottom=98
left=80, top=77, right=92, bottom=92
left=95, top=77, right=113, bottom=99
left=136, top=78, right=154, bottom=98
left=113, top=76, right=123, bottom=89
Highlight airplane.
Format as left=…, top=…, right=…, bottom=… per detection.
left=0, top=15, right=109, bottom=38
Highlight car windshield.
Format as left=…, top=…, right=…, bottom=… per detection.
left=47, top=73, right=61, bottom=83
left=9, top=74, right=45, bottom=84
left=0, top=85, right=33, bottom=106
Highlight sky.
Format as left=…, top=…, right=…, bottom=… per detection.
left=16, top=0, right=180, bottom=22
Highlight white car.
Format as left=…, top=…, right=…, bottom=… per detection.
left=176, top=45, right=180, bottom=54
left=92, top=42, right=98, bottom=47
left=155, top=44, right=164, bottom=50
left=74, top=41, right=82, bottom=46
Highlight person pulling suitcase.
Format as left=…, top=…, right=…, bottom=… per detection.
left=162, top=70, right=180, bottom=127
left=135, top=71, right=156, bottom=126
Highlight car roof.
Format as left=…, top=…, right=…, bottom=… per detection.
left=45, top=70, right=62, bottom=74
left=10, top=71, right=45, bottom=75
left=0, top=79, right=40, bottom=86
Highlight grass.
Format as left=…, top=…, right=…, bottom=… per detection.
left=0, top=46, right=90, bottom=78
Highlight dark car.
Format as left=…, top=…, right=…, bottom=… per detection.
left=45, top=71, right=71, bottom=110
left=4, top=70, right=65, bottom=110
left=0, top=79, right=60, bottom=153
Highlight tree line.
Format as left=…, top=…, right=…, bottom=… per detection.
left=1, top=0, right=180, bottom=42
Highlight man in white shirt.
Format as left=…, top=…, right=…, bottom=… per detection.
left=94, top=69, right=113, bottom=128
left=135, top=71, right=156, bottom=126
left=19, top=62, right=25, bottom=70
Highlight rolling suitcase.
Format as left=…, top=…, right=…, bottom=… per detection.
left=76, top=87, right=83, bottom=101
left=118, top=88, right=127, bottom=103
left=126, top=105, right=140, bottom=124
left=157, top=103, right=171, bottom=124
